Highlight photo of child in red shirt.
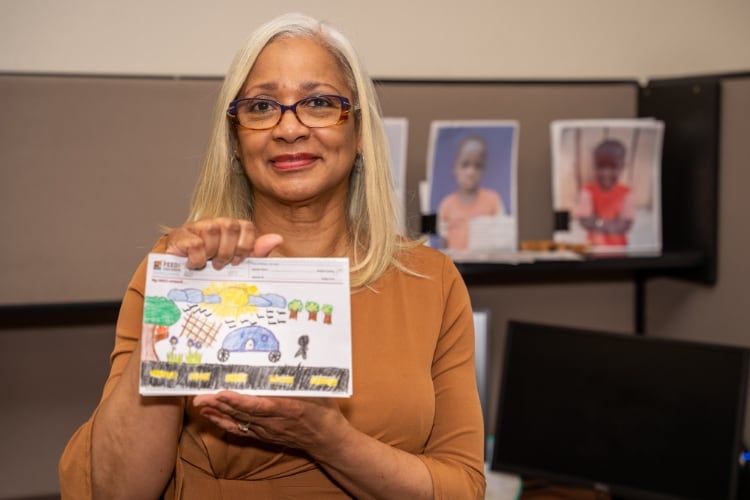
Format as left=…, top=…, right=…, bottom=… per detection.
left=574, top=139, right=636, bottom=247
left=551, top=119, right=664, bottom=254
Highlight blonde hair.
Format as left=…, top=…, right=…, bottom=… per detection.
left=187, top=13, right=420, bottom=288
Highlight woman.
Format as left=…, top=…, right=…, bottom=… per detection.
left=59, top=13, right=485, bottom=499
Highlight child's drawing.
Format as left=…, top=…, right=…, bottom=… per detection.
left=142, top=296, right=182, bottom=361
left=139, top=254, right=352, bottom=397
left=295, top=335, right=310, bottom=360
left=218, top=325, right=281, bottom=363
left=288, top=299, right=303, bottom=320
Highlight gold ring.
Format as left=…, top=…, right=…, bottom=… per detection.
left=237, top=421, right=251, bottom=432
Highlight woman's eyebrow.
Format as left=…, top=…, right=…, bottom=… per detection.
left=300, top=81, right=341, bottom=93
left=244, top=81, right=338, bottom=94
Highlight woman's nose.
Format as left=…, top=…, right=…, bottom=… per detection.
left=272, top=109, right=310, bottom=141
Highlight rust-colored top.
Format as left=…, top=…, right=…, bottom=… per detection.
left=59, top=239, right=486, bottom=499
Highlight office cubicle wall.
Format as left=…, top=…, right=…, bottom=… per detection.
left=0, top=75, right=221, bottom=306
left=0, top=74, right=637, bottom=307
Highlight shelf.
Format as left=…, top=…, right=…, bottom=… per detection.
left=0, top=301, right=121, bottom=330
left=456, top=251, right=705, bottom=285
left=455, top=250, right=705, bottom=335
left=0, top=251, right=706, bottom=330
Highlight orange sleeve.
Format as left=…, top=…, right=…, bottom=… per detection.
left=59, top=237, right=171, bottom=499
left=417, top=256, right=486, bottom=499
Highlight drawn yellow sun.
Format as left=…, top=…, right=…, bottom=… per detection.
left=202, top=283, right=259, bottom=319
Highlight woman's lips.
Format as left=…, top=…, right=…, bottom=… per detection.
left=271, top=153, right=317, bottom=171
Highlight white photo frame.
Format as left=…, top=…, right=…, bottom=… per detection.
left=426, top=120, right=519, bottom=254
left=472, top=309, right=490, bottom=424
left=551, top=119, right=664, bottom=254
left=383, top=117, right=409, bottom=234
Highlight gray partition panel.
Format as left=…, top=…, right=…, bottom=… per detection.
left=0, top=75, right=637, bottom=305
left=0, top=75, right=221, bottom=305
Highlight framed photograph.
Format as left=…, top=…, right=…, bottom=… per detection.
left=383, top=117, right=409, bottom=233
left=551, top=119, right=664, bottom=254
left=427, top=120, right=519, bottom=253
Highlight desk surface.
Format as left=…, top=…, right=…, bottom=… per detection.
left=484, top=468, right=612, bottom=499
left=485, top=468, right=522, bottom=499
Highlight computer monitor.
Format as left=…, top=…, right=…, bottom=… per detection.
left=492, top=320, right=748, bottom=500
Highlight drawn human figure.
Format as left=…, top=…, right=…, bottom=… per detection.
left=437, top=135, right=504, bottom=249
left=574, top=138, right=635, bottom=246
left=295, top=335, right=309, bottom=360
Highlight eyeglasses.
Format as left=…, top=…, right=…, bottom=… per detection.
left=227, top=94, right=354, bottom=130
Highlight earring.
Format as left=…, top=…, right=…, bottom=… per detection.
left=231, top=151, right=243, bottom=175
left=354, top=153, right=364, bottom=173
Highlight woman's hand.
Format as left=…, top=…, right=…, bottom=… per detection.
left=193, top=391, right=346, bottom=454
left=165, top=217, right=283, bottom=269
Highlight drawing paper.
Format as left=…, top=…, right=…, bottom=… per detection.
left=139, top=254, right=352, bottom=397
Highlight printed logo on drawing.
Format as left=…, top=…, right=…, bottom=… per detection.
left=153, top=260, right=181, bottom=273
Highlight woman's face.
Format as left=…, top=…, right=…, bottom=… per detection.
left=453, top=139, right=486, bottom=192
left=235, top=36, right=359, bottom=207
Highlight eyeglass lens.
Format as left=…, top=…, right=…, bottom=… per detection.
left=234, top=95, right=347, bottom=130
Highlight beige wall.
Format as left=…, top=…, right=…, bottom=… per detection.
left=1, top=0, right=749, bottom=81
left=1, top=2, right=749, bottom=498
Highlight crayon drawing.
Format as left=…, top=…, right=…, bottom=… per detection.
left=139, top=254, right=352, bottom=397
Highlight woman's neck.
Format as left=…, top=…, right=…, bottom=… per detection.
left=252, top=199, right=351, bottom=259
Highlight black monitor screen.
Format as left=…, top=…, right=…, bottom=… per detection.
left=491, top=321, right=748, bottom=500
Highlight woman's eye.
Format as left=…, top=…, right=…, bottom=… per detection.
left=305, top=96, right=334, bottom=108
left=247, top=100, right=275, bottom=113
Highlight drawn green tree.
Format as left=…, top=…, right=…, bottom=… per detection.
left=142, top=296, right=181, bottom=361
left=288, top=299, right=303, bottom=320
left=322, top=304, right=334, bottom=324
left=305, top=300, right=320, bottom=321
